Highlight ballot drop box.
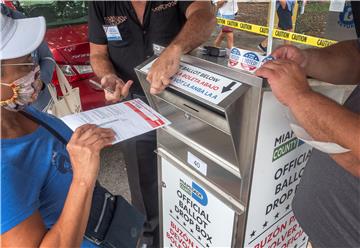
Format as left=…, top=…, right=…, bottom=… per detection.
left=135, top=52, right=347, bottom=248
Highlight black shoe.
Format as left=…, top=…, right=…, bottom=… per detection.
left=258, top=43, right=267, bottom=53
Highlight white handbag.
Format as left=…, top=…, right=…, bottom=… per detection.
left=47, top=64, right=82, bottom=117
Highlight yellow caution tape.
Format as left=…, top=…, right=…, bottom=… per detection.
left=217, top=17, right=337, bottom=48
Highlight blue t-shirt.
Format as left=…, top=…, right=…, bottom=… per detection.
left=1, top=107, right=96, bottom=247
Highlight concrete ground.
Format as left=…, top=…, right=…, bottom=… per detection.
left=98, top=143, right=131, bottom=201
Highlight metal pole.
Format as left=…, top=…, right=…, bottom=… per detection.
left=267, top=0, right=277, bottom=55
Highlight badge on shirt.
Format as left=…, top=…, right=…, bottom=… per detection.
left=103, top=25, right=122, bottom=41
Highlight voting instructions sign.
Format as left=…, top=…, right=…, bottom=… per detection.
left=161, top=158, right=235, bottom=248
left=243, top=93, right=311, bottom=248
left=141, top=60, right=241, bottom=105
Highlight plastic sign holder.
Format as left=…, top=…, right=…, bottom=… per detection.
left=135, top=47, right=348, bottom=248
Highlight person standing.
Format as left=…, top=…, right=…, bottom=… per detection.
left=213, top=0, right=238, bottom=49
left=258, top=0, right=295, bottom=53
left=88, top=2, right=215, bottom=247
left=256, top=16, right=360, bottom=247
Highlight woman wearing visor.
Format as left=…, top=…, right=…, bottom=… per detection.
left=0, top=13, right=114, bottom=247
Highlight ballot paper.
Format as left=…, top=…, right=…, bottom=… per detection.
left=61, top=99, right=171, bottom=144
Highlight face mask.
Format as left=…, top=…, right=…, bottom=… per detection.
left=0, top=66, right=41, bottom=111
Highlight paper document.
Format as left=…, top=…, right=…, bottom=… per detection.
left=61, top=99, right=171, bottom=144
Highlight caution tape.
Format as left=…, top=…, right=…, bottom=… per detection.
left=217, top=17, right=337, bottom=48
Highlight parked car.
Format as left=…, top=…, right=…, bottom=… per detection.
left=5, top=0, right=106, bottom=110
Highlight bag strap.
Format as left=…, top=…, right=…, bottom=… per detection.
left=55, top=64, right=74, bottom=96
left=20, top=110, right=68, bottom=145
left=47, top=83, right=60, bottom=103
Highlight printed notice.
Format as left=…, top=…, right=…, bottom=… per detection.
left=161, top=158, right=235, bottom=248
left=141, top=60, right=241, bottom=104
left=61, top=99, right=171, bottom=144
left=243, top=93, right=310, bottom=248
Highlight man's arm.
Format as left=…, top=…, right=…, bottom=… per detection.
left=147, top=1, right=216, bottom=94
left=90, top=43, right=116, bottom=78
left=304, top=40, right=360, bottom=84
left=256, top=59, right=360, bottom=177
left=272, top=40, right=360, bottom=85
left=289, top=89, right=360, bottom=177
left=170, top=1, right=216, bottom=56
left=88, top=0, right=132, bottom=103
left=90, top=43, right=133, bottom=103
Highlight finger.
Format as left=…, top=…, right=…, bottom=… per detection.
left=160, top=76, right=171, bottom=87
left=260, top=60, right=287, bottom=72
left=92, top=136, right=116, bottom=151
left=72, top=124, right=97, bottom=139
left=150, top=87, right=163, bottom=95
left=100, top=76, right=114, bottom=89
left=105, top=83, right=123, bottom=103
left=255, top=67, right=278, bottom=81
left=77, top=125, right=105, bottom=141
left=150, top=72, right=163, bottom=91
left=146, top=71, right=153, bottom=83
left=121, top=80, right=133, bottom=98
left=272, top=46, right=289, bottom=59
left=85, top=129, right=116, bottom=145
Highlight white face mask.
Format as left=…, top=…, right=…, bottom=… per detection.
left=0, top=66, right=41, bottom=111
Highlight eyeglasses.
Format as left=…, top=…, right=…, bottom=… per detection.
left=1, top=52, right=39, bottom=70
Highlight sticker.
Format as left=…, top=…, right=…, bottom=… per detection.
left=229, top=47, right=241, bottom=67
left=187, top=151, right=208, bottom=176
left=241, top=52, right=260, bottom=72
left=228, top=48, right=275, bottom=73
left=103, top=25, right=122, bottom=41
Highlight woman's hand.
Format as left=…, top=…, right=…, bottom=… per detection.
left=66, top=124, right=115, bottom=186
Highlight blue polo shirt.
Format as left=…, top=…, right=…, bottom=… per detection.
left=1, top=106, right=96, bottom=247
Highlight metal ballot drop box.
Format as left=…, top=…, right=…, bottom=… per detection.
left=134, top=49, right=337, bottom=247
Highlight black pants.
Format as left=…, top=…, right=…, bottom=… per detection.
left=120, top=93, right=159, bottom=247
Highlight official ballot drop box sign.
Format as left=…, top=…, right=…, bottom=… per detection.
left=161, top=158, right=235, bottom=248
left=242, top=93, right=310, bottom=248
left=136, top=52, right=347, bottom=248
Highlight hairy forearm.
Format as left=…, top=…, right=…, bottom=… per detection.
left=170, top=8, right=216, bottom=54
left=304, top=40, right=360, bottom=84
left=90, top=53, right=117, bottom=78
left=289, top=90, right=360, bottom=175
left=39, top=179, right=95, bottom=247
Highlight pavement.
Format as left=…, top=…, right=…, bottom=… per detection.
left=98, top=143, right=131, bottom=201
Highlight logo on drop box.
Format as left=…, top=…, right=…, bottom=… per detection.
left=180, top=179, right=208, bottom=206
left=272, top=131, right=305, bottom=162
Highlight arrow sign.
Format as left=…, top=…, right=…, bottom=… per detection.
left=221, top=81, right=237, bottom=93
